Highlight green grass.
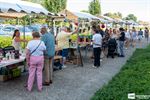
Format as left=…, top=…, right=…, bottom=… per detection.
left=91, top=45, right=150, bottom=100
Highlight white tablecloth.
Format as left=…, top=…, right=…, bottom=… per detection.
left=0, top=57, right=25, bottom=68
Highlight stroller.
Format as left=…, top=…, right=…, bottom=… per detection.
left=107, top=38, right=117, bottom=58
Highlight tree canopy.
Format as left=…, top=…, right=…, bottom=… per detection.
left=81, top=10, right=89, bottom=13
left=104, top=12, right=122, bottom=19
left=124, top=14, right=137, bottom=22
left=44, top=0, right=67, bottom=13
left=88, top=0, right=101, bottom=15
left=22, top=0, right=43, bottom=4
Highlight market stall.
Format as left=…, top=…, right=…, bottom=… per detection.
left=0, top=0, right=60, bottom=81
left=59, top=10, right=106, bottom=66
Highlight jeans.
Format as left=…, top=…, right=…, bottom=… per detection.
left=93, top=47, right=101, bottom=67
left=119, top=41, right=124, bottom=56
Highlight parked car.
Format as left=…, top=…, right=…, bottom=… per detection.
left=1, top=25, right=16, bottom=35
left=0, top=25, right=33, bottom=36
left=0, top=25, right=3, bottom=30
left=28, top=24, right=42, bottom=32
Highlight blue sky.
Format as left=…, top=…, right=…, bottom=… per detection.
left=67, top=0, right=150, bottom=22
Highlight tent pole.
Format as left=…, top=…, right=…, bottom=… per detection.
left=54, top=20, right=56, bottom=35
left=23, top=17, right=26, bottom=48
left=77, top=18, right=83, bottom=67
left=51, top=18, right=54, bottom=34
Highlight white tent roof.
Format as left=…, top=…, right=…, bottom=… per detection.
left=80, top=12, right=107, bottom=23
left=0, top=0, right=51, bottom=15
left=73, top=12, right=91, bottom=19
left=72, top=12, right=107, bottom=22
left=101, top=15, right=114, bottom=22
left=0, top=0, right=21, bottom=13
left=17, top=1, right=50, bottom=15
left=126, top=20, right=138, bottom=25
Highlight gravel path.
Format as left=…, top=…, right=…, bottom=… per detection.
left=0, top=39, right=149, bottom=100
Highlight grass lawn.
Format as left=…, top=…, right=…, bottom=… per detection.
left=91, top=45, right=150, bottom=100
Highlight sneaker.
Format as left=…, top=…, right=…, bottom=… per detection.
left=92, top=66, right=97, bottom=68
left=62, top=65, right=67, bottom=68
left=100, top=59, right=103, bottom=62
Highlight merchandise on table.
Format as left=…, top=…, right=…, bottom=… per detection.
left=70, top=33, right=93, bottom=43
left=0, top=66, right=21, bottom=81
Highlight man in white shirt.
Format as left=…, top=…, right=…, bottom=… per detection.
left=92, top=27, right=102, bottom=68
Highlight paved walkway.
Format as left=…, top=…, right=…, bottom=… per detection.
left=0, top=39, right=149, bottom=100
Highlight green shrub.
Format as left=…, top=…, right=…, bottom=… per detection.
left=0, top=36, right=32, bottom=49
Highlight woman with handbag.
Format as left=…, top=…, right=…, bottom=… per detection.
left=26, top=32, right=46, bottom=92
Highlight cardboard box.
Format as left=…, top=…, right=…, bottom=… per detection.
left=0, top=75, right=8, bottom=82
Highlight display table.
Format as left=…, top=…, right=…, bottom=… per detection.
left=0, top=57, right=26, bottom=68
left=0, top=57, right=26, bottom=81
left=55, top=42, right=92, bottom=66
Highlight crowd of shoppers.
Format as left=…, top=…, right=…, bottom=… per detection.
left=11, top=25, right=149, bottom=92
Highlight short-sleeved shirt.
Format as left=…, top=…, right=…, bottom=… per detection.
left=125, top=32, right=131, bottom=39
left=145, top=29, right=149, bottom=37
left=41, top=32, right=55, bottom=58
left=56, top=31, right=71, bottom=49
left=119, top=32, right=125, bottom=41
left=26, top=40, right=46, bottom=56
left=92, top=33, right=102, bottom=48
left=138, top=31, right=143, bottom=36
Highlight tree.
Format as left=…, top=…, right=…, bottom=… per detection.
left=114, top=12, right=122, bottom=19
left=22, top=0, right=43, bottom=4
left=104, top=12, right=122, bottom=19
left=44, top=0, right=67, bottom=13
left=124, top=14, right=137, bottom=22
left=88, top=0, right=101, bottom=15
left=81, top=10, right=89, bottom=13
left=104, top=12, right=112, bottom=17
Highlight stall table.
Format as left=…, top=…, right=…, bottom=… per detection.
left=0, top=57, right=26, bottom=68
left=0, top=57, right=26, bottom=81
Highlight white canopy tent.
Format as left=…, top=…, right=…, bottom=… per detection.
left=73, top=12, right=107, bottom=23
left=0, top=0, right=21, bottom=13
left=101, top=16, right=115, bottom=23
left=0, top=0, right=52, bottom=15
left=0, top=0, right=65, bottom=43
